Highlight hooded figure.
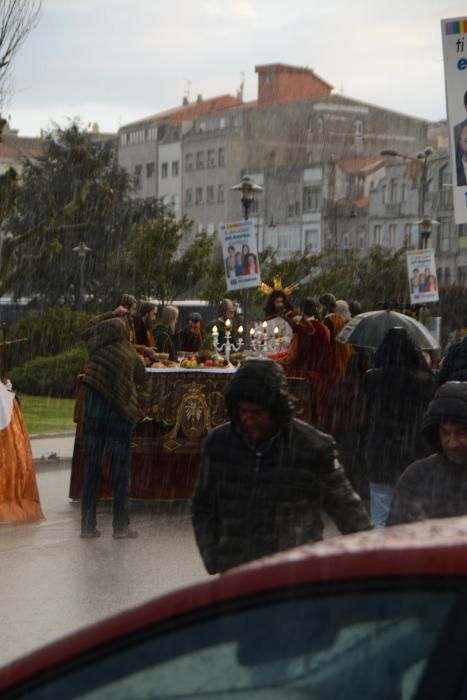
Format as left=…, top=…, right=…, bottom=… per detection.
left=363, top=327, right=436, bottom=527
left=191, top=359, right=370, bottom=574
left=388, top=381, right=467, bottom=526
left=80, top=311, right=146, bottom=538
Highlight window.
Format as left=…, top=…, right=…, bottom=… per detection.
left=400, top=182, right=406, bottom=202
left=196, top=151, right=205, bottom=169
left=287, top=186, right=300, bottom=218
left=445, top=267, right=451, bottom=284
left=358, top=234, right=364, bottom=250
left=185, top=153, right=194, bottom=171
left=206, top=186, right=214, bottom=203
left=218, top=147, right=225, bottom=167
left=146, top=162, right=155, bottom=178
left=303, top=186, right=321, bottom=211
left=343, top=233, right=350, bottom=249
left=355, top=119, right=363, bottom=136
left=185, top=188, right=193, bottom=205
left=381, top=184, right=386, bottom=204
left=373, top=224, right=382, bottom=245
left=207, top=150, right=216, bottom=168
left=161, top=162, right=168, bottom=179
left=457, top=266, right=467, bottom=284
left=305, top=229, right=319, bottom=252
left=134, top=164, right=142, bottom=189
left=389, top=224, right=397, bottom=247
left=172, top=160, right=179, bottom=177
left=389, top=179, right=398, bottom=202
left=195, top=187, right=203, bottom=204
left=218, top=184, right=224, bottom=203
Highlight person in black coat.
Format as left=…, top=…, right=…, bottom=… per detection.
left=191, top=359, right=370, bottom=574
left=438, top=336, right=467, bottom=384
left=388, top=382, right=467, bottom=526
left=362, top=327, right=436, bottom=528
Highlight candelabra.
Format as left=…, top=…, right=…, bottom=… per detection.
left=248, top=322, right=283, bottom=355
left=211, top=321, right=244, bottom=363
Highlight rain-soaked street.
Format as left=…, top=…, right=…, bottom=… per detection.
left=0, top=463, right=209, bottom=667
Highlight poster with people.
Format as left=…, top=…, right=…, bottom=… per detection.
left=407, top=249, right=439, bottom=305
left=441, top=17, right=467, bottom=225
left=220, top=220, right=262, bottom=292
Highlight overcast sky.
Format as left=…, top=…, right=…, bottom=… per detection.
left=4, top=0, right=467, bottom=136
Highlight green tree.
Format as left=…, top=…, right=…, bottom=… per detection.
left=1, top=123, right=163, bottom=308
left=119, top=214, right=214, bottom=304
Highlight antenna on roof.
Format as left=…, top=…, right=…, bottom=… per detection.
left=184, top=80, right=191, bottom=103
left=237, top=72, right=245, bottom=101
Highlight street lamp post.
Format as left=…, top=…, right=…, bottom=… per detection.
left=231, top=176, right=264, bottom=341
left=72, top=241, right=91, bottom=310
left=231, top=175, right=264, bottom=220
left=380, top=146, right=434, bottom=248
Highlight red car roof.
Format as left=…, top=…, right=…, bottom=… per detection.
left=3, top=516, right=467, bottom=690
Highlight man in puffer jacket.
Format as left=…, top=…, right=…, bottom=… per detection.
left=80, top=307, right=146, bottom=539
left=192, top=359, right=371, bottom=574
left=388, top=381, right=467, bottom=526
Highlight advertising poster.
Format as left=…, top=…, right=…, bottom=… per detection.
left=220, top=220, right=261, bottom=292
left=407, top=249, right=439, bottom=305
left=441, top=17, right=467, bottom=225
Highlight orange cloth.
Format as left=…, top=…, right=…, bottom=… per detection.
left=325, top=313, right=352, bottom=381
left=0, top=400, right=44, bottom=522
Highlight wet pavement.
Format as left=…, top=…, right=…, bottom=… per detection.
left=0, top=460, right=208, bottom=668
left=0, top=432, right=341, bottom=668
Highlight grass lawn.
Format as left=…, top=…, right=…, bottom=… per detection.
left=18, top=394, right=76, bottom=435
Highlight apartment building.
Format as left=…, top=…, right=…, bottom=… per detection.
left=117, top=63, right=432, bottom=255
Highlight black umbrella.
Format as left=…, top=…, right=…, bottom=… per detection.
left=336, top=310, right=439, bottom=351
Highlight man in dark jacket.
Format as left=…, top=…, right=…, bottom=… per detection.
left=388, top=382, right=467, bottom=526
left=80, top=307, right=146, bottom=539
left=192, top=359, right=371, bottom=574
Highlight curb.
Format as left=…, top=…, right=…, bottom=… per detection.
left=29, top=431, right=76, bottom=440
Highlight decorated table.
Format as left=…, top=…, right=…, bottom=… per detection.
left=68, top=366, right=312, bottom=501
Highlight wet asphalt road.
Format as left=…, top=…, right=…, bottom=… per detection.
left=0, top=464, right=208, bottom=668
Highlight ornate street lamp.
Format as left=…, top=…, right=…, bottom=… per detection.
left=231, top=175, right=264, bottom=220
left=231, top=176, right=264, bottom=344
left=72, top=241, right=91, bottom=310
left=380, top=146, right=435, bottom=248
left=413, top=215, right=440, bottom=249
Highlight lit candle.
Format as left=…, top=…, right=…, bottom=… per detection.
left=249, top=328, right=255, bottom=337
left=262, top=321, right=267, bottom=331
left=238, top=325, right=243, bottom=335
left=274, top=326, right=279, bottom=338
left=212, top=325, right=218, bottom=335
left=225, top=319, right=231, bottom=330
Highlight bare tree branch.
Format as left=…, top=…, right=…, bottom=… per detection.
left=0, top=1, right=42, bottom=107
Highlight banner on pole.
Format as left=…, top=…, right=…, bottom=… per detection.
left=441, top=17, right=467, bottom=224
left=407, top=249, right=439, bottom=305
left=220, top=220, right=261, bottom=292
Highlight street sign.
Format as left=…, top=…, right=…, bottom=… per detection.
left=441, top=16, right=467, bottom=224
left=220, top=220, right=261, bottom=292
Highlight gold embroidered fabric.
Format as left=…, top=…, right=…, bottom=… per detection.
left=0, top=401, right=44, bottom=522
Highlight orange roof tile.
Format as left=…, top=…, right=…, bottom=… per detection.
left=123, top=94, right=243, bottom=128
left=336, top=155, right=384, bottom=176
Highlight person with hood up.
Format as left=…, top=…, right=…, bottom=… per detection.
left=80, top=307, right=147, bottom=539
left=192, top=359, right=371, bottom=574
left=362, top=327, right=436, bottom=527
left=388, top=381, right=467, bottom=525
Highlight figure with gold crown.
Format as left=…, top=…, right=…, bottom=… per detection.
left=259, top=275, right=300, bottom=351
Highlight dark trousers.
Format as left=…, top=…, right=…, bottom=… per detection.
left=81, top=389, right=133, bottom=532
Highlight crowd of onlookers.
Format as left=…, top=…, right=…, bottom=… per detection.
left=4, top=288, right=467, bottom=577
